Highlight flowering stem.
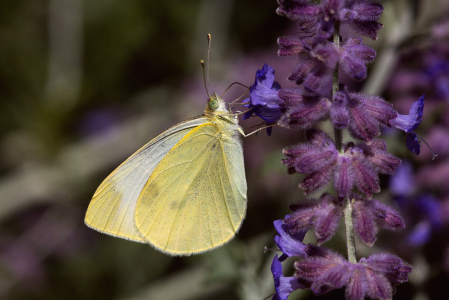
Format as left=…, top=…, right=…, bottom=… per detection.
left=332, top=21, right=342, bottom=152
left=332, top=20, right=356, bottom=263
left=344, top=198, right=357, bottom=263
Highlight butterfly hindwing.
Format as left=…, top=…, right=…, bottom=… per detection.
left=84, top=117, right=209, bottom=242
left=135, top=123, right=247, bottom=255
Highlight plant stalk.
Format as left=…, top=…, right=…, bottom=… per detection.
left=332, top=21, right=357, bottom=263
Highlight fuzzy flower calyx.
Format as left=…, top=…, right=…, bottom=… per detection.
left=277, top=0, right=384, bottom=40
left=294, top=247, right=412, bottom=300
left=282, top=130, right=401, bottom=198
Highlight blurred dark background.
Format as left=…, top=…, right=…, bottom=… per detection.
left=1, top=0, right=449, bottom=299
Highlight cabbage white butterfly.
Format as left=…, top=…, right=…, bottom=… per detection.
left=85, top=35, right=247, bottom=256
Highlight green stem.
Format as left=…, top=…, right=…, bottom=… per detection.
left=332, top=21, right=356, bottom=263
left=344, top=198, right=357, bottom=263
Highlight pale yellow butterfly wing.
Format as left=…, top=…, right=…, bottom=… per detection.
left=84, top=117, right=209, bottom=242
left=135, top=122, right=247, bottom=255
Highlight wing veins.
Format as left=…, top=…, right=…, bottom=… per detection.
left=173, top=140, right=217, bottom=251
left=219, top=140, right=242, bottom=220
left=142, top=133, right=216, bottom=237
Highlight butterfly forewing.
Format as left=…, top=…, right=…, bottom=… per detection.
left=135, top=123, right=247, bottom=255
left=84, top=117, right=209, bottom=242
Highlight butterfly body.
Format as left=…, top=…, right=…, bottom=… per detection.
left=85, top=93, right=247, bottom=256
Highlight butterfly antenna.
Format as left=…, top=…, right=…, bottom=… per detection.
left=200, top=34, right=212, bottom=98
left=206, top=34, right=211, bottom=96
left=200, top=60, right=210, bottom=98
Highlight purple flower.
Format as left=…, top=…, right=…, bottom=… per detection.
left=243, top=64, right=284, bottom=134
left=293, top=247, right=412, bottom=299
left=335, top=91, right=397, bottom=143
left=277, top=0, right=384, bottom=40
left=271, top=254, right=306, bottom=300
left=279, top=90, right=397, bottom=142
left=284, top=193, right=343, bottom=245
left=273, top=220, right=307, bottom=261
left=389, top=95, right=425, bottom=155
left=281, top=38, right=376, bottom=93
left=283, top=130, right=400, bottom=198
left=352, top=195, right=405, bottom=247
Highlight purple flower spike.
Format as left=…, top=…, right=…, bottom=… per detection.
left=273, top=220, right=307, bottom=261
left=389, top=95, right=425, bottom=133
left=243, top=64, right=284, bottom=132
left=271, top=254, right=306, bottom=300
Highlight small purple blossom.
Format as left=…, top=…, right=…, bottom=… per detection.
left=271, top=254, right=306, bottom=300
left=389, top=95, right=425, bottom=155
left=274, top=220, right=307, bottom=261
left=243, top=64, right=284, bottom=135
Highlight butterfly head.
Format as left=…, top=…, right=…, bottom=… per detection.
left=206, top=93, right=228, bottom=113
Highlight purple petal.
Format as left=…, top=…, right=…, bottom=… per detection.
left=272, top=254, right=305, bottom=300
left=274, top=220, right=307, bottom=260
left=244, top=64, right=284, bottom=124
left=406, top=132, right=421, bottom=155
left=389, top=95, right=425, bottom=133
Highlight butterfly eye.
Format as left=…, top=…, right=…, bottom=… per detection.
left=208, top=99, right=219, bottom=110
